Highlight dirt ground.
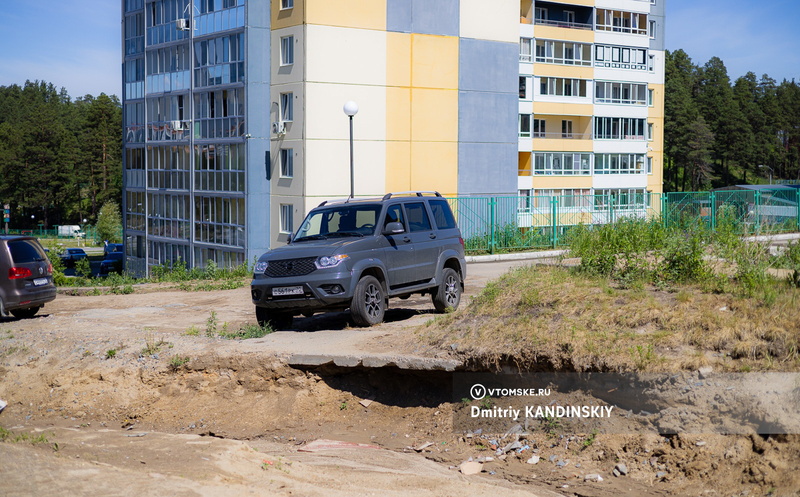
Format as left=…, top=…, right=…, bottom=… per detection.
left=0, top=261, right=798, bottom=496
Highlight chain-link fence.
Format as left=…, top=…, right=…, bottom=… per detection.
left=448, top=189, right=800, bottom=254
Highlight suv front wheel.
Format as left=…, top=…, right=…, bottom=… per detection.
left=351, top=275, right=385, bottom=327
left=432, top=267, right=462, bottom=313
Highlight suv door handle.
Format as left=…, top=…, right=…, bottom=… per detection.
left=403, top=237, right=411, bottom=243
left=429, top=233, right=437, bottom=239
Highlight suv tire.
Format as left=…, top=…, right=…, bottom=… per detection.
left=255, top=306, right=293, bottom=330
left=10, top=306, right=40, bottom=319
left=432, top=267, right=461, bottom=313
left=351, top=275, right=385, bottom=327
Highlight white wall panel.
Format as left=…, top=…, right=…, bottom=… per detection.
left=304, top=140, right=387, bottom=201
left=305, top=82, right=387, bottom=141
left=305, top=25, right=386, bottom=86
left=460, top=0, right=519, bottom=43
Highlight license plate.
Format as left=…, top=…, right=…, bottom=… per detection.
left=33, top=278, right=48, bottom=286
left=272, top=286, right=304, bottom=296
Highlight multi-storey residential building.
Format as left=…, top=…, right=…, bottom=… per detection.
left=121, top=0, right=664, bottom=275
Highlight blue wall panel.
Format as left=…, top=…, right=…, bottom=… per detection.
left=457, top=142, right=518, bottom=196
left=387, top=0, right=459, bottom=36
left=459, top=38, right=518, bottom=94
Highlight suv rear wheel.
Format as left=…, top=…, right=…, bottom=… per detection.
left=351, top=275, right=385, bottom=327
left=432, top=267, right=461, bottom=312
left=255, top=306, right=293, bottom=330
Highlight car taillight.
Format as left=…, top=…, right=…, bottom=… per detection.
left=9, top=267, right=32, bottom=279
left=47, top=263, right=53, bottom=275
left=459, top=237, right=464, bottom=247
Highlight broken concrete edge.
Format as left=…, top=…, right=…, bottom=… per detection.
left=465, top=249, right=568, bottom=264
left=744, top=232, right=800, bottom=243
left=285, top=353, right=463, bottom=372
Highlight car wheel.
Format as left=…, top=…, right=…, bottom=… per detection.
left=432, top=267, right=461, bottom=313
left=11, top=307, right=40, bottom=319
left=351, top=275, right=385, bottom=327
left=255, top=306, right=293, bottom=330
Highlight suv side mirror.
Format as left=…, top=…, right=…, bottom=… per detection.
left=382, top=222, right=405, bottom=235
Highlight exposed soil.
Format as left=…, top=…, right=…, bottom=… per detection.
left=0, top=263, right=798, bottom=496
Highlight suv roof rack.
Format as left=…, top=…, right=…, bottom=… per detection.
left=382, top=191, right=442, bottom=200
left=316, top=191, right=442, bottom=208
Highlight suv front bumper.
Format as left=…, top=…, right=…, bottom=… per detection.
left=251, top=268, right=355, bottom=312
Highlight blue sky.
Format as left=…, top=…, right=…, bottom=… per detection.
left=0, top=0, right=798, bottom=98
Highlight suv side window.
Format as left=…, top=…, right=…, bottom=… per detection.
left=384, top=204, right=405, bottom=229
left=429, top=199, right=457, bottom=230
left=405, top=202, right=432, bottom=232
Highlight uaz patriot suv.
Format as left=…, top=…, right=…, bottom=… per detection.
left=251, top=192, right=466, bottom=328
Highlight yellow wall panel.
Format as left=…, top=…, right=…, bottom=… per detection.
left=532, top=176, right=593, bottom=189
left=386, top=87, right=411, bottom=141
left=518, top=152, right=532, bottom=175
left=411, top=88, right=458, bottom=142
left=272, top=1, right=304, bottom=29
left=385, top=141, right=411, bottom=192
left=411, top=35, right=459, bottom=90
left=648, top=84, right=665, bottom=119
left=305, top=0, right=386, bottom=30
left=411, top=142, right=458, bottom=196
left=533, top=101, right=594, bottom=116
left=386, top=32, right=411, bottom=87
left=533, top=64, right=594, bottom=80
left=534, top=25, right=594, bottom=44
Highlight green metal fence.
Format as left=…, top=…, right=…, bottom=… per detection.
left=448, top=189, right=800, bottom=255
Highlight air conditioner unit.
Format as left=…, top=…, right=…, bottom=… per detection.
left=170, top=120, right=183, bottom=130
left=272, top=122, right=286, bottom=135
left=176, top=18, right=189, bottom=31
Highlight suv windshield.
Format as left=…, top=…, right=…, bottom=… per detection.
left=294, top=204, right=381, bottom=241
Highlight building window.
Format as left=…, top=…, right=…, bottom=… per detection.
left=280, top=92, right=293, bottom=122
left=564, top=10, right=575, bottom=24
left=519, top=114, right=532, bottom=137
left=647, top=157, right=653, bottom=174
left=280, top=36, right=294, bottom=66
left=594, top=117, right=647, bottom=140
left=649, top=55, right=655, bottom=72
left=533, top=152, right=592, bottom=175
left=535, top=7, right=547, bottom=20
left=280, top=204, right=293, bottom=234
left=648, top=123, right=654, bottom=141
left=519, top=38, right=532, bottom=62
left=533, top=119, right=546, bottom=138
left=595, top=81, right=647, bottom=105
left=535, top=39, right=591, bottom=66
left=649, top=20, right=656, bottom=39
left=281, top=0, right=294, bottom=9
left=648, top=89, right=655, bottom=106
left=561, top=120, right=573, bottom=139
left=518, top=190, right=532, bottom=212
left=541, top=77, right=588, bottom=97
left=594, top=153, right=647, bottom=174
left=594, top=44, right=648, bottom=71
left=519, top=76, right=532, bottom=100
left=280, top=148, right=293, bottom=178
left=596, top=9, right=647, bottom=35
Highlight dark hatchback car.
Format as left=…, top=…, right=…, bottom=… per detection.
left=251, top=192, right=466, bottom=329
left=0, top=236, right=56, bottom=318
left=59, top=247, right=88, bottom=267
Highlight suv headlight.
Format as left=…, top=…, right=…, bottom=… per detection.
left=254, top=261, right=268, bottom=273
left=316, top=254, right=348, bottom=269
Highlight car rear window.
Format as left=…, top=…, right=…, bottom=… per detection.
left=429, top=199, right=457, bottom=230
left=8, top=240, right=45, bottom=264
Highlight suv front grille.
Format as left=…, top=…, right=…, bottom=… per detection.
left=265, top=257, right=317, bottom=277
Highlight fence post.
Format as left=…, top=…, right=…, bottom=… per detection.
left=710, top=191, right=717, bottom=233
left=609, top=195, right=616, bottom=224
left=796, top=189, right=800, bottom=232
left=754, top=190, right=761, bottom=234
left=551, top=196, right=558, bottom=248
left=661, top=193, right=667, bottom=229
left=489, top=197, right=496, bottom=255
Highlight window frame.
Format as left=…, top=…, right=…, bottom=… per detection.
left=280, top=35, right=294, bottom=66
left=280, top=0, right=294, bottom=9
left=280, top=204, right=293, bottom=234
left=280, top=148, right=294, bottom=178
left=280, top=92, right=293, bottom=122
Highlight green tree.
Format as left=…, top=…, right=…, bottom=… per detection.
left=664, top=50, right=700, bottom=191
left=686, top=116, right=715, bottom=190
left=96, top=201, right=122, bottom=243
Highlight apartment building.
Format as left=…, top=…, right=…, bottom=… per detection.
left=121, top=0, right=664, bottom=274
left=517, top=0, right=665, bottom=225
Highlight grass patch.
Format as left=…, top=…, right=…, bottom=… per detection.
left=0, top=426, right=51, bottom=445
left=219, top=322, right=274, bottom=340
left=141, top=333, right=168, bottom=356
left=169, top=355, right=190, bottom=370
left=419, top=264, right=800, bottom=372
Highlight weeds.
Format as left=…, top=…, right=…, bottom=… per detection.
left=206, top=311, right=218, bottom=337
left=169, top=355, right=190, bottom=370
left=219, top=323, right=273, bottom=340
left=141, top=333, right=167, bottom=356
left=105, top=349, right=117, bottom=359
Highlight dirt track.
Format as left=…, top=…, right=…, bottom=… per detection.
left=1, top=260, right=799, bottom=496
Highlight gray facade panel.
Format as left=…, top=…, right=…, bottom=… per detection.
left=387, top=0, right=459, bottom=36
left=458, top=91, right=517, bottom=144
left=459, top=38, right=518, bottom=94
left=245, top=0, right=271, bottom=260
left=457, top=142, right=517, bottom=196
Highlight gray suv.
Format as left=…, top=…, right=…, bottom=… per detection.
left=0, top=236, right=57, bottom=318
left=251, top=192, right=466, bottom=328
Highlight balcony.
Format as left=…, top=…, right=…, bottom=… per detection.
left=520, top=1, right=594, bottom=30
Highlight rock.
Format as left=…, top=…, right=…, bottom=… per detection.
left=656, top=471, right=667, bottom=479
left=459, top=461, right=483, bottom=475
left=615, top=463, right=628, bottom=475
left=0, top=399, right=6, bottom=413
left=359, top=399, right=373, bottom=408
left=698, top=367, right=713, bottom=379
left=584, top=474, right=604, bottom=482
left=526, top=455, right=540, bottom=465
left=413, top=442, right=433, bottom=452
left=695, top=441, right=707, bottom=447
left=556, top=461, right=567, bottom=468
left=613, top=469, right=620, bottom=477
left=549, top=455, right=557, bottom=462
left=498, top=454, right=507, bottom=461
left=500, top=441, right=522, bottom=454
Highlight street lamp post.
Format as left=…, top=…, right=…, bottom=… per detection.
left=343, top=101, right=359, bottom=199
left=758, top=164, right=773, bottom=184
